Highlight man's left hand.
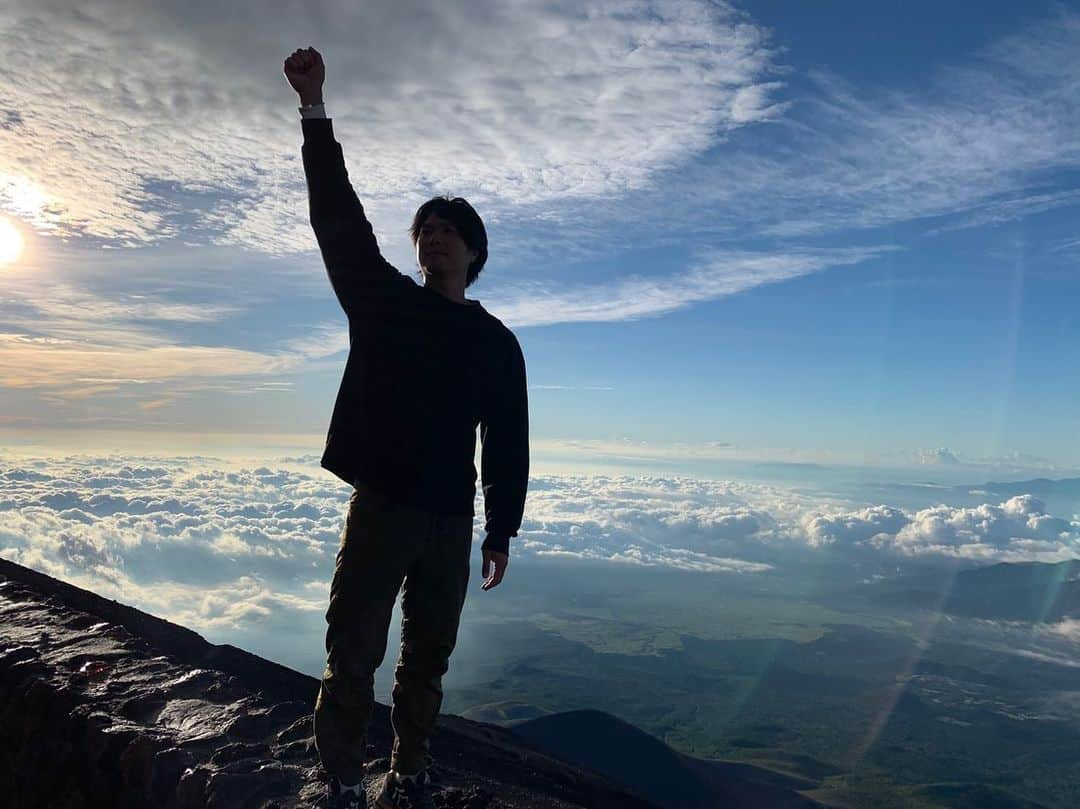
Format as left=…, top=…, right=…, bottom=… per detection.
left=481, top=549, right=508, bottom=590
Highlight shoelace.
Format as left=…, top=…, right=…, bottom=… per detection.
left=329, top=777, right=362, bottom=808
left=391, top=767, right=433, bottom=785
left=389, top=770, right=433, bottom=806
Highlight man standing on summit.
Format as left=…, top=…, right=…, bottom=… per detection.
left=283, top=47, right=529, bottom=809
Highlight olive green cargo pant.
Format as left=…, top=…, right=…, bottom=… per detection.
left=313, top=479, right=474, bottom=783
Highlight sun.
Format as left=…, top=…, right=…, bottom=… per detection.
left=0, top=216, right=25, bottom=265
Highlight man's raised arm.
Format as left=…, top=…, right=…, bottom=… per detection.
left=283, top=47, right=404, bottom=320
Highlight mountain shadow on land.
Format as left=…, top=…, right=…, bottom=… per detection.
left=511, top=708, right=827, bottom=809
left=861, top=560, right=1080, bottom=623
left=913, top=783, right=1054, bottom=809
left=941, top=560, right=1080, bottom=622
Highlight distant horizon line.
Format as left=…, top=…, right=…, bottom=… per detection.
left=0, top=427, right=1076, bottom=480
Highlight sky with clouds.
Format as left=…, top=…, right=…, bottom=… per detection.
left=1, top=0, right=1079, bottom=472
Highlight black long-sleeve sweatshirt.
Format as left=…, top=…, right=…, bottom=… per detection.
left=300, top=117, right=529, bottom=555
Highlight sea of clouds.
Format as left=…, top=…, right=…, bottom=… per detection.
left=2, top=453, right=1079, bottom=638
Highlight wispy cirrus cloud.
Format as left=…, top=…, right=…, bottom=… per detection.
left=531, top=385, right=615, bottom=392
left=1051, top=236, right=1080, bottom=253
left=4, top=2, right=1078, bottom=264
left=0, top=256, right=348, bottom=398
left=0, top=0, right=787, bottom=254
left=470, top=7, right=1080, bottom=266
left=485, top=245, right=894, bottom=327
left=702, top=9, right=1080, bottom=238
left=0, top=0, right=798, bottom=418
left=926, top=189, right=1080, bottom=234
left=0, top=337, right=274, bottom=390
left=0, top=323, right=343, bottom=395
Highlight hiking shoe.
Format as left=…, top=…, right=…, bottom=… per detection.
left=324, top=774, right=364, bottom=809
left=373, top=768, right=435, bottom=809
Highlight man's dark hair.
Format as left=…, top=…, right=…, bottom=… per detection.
left=409, top=195, right=488, bottom=288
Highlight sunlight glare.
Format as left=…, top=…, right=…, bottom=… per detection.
left=0, top=216, right=24, bottom=265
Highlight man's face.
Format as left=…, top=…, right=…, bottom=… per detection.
left=416, top=213, right=477, bottom=281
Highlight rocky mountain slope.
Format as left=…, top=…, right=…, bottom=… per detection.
left=0, top=557, right=658, bottom=809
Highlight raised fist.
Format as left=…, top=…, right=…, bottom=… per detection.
left=284, top=47, right=325, bottom=103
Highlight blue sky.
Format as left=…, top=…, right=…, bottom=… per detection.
left=1, top=0, right=1079, bottom=474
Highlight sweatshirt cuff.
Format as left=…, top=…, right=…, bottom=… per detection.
left=481, top=534, right=510, bottom=556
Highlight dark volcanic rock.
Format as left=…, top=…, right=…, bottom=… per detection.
left=0, top=557, right=656, bottom=809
